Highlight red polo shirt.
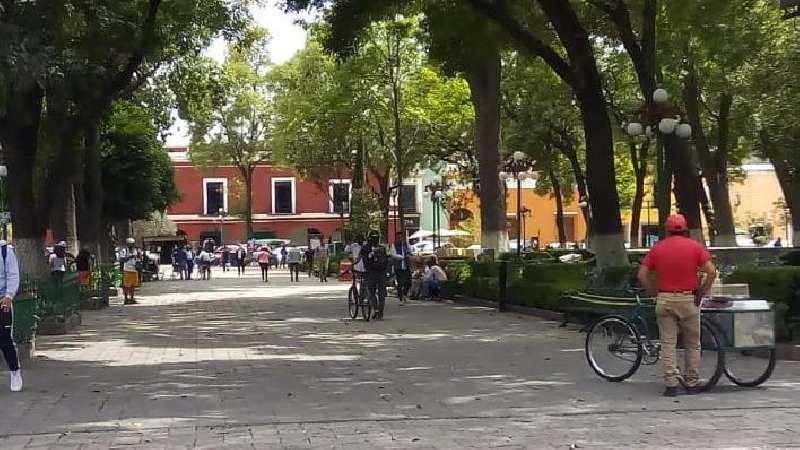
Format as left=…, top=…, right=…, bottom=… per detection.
left=642, top=236, right=711, bottom=292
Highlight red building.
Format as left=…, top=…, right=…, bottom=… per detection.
left=166, top=147, right=355, bottom=244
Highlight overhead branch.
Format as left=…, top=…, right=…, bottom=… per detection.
left=466, top=0, right=575, bottom=87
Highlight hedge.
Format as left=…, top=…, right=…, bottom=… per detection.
left=725, top=266, right=800, bottom=342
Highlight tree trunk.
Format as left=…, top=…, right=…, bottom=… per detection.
left=628, top=140, right=649, bottom=247
left=467, top=46, right=506, bottom=252
left=665, top=135, right=703, bottom=241
left=241, top=166, right=255, bottom=240
left=759, top=132, right=800, bottom=246
left=539, top=0, right=627, bottom=267
left=550, top=168, right=567, bottom=246
left=0, top=84, right=48, bottom=280
left=683, top=64, right=736, bottom=246
left=370, top=168, right=391, bottom=242
left=556, top=140, right=591, bottom=228
left=76, top=123, right=104, bottom=260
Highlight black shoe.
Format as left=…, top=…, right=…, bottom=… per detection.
left=685, top=385, right=701, bottom=395
left=662, top=386, right=678, bottom=397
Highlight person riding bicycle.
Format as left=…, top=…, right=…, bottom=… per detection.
left=390, top=231, right=412, bottom=302
left=360, top=231, right=389, bottom=320
left=637, top=214, right=717, bottom=397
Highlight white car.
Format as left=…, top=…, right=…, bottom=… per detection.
left=411, top=241, right=435, bottom=254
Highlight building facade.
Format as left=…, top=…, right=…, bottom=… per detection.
left=165, top=147, right=445, bottom=244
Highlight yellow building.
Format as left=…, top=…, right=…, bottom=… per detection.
left=454, top=180, right=588, bottom=248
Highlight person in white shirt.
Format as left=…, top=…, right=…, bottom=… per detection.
left=197, top=249, right=212, bottom=280
left=421, top=256, right=448, bottom=300
left=121, top=238, right=140, bottom=305
left=0, top=240, right=22, bottom=392
left=49, top=241, right=68, bottom=285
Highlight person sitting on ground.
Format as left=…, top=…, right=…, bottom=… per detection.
left=420, top=256, right=448, bottom=300
left=287, top=244, right=303, bottom=282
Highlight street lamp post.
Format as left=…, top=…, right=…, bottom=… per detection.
left=499, top=151, right=537, bottom=256
left=0, top=165, right=7, bottom=241
left=218, top=208, right=226, bottom=244
left=425, top=177, right=452, bottom=250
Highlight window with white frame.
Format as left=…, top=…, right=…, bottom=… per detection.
left=329, top=179, right=351, bottom=214
left=203, top=178, right=228, bottom=216
left=399, top=183, right=419, bottom=214
left=272, top=177, right=296, bottom=214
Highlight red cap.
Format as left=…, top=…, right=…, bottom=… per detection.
left=665, top=214, right=688, bottom=233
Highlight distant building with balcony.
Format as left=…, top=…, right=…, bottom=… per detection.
left=164, top=147, right=444, bottom=245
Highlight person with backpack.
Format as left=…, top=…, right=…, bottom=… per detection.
left=0, top=240, right=22, bottom=391
left=360, top=231, right=389, bottom=320
left=236, top=245, right=247, bottom=276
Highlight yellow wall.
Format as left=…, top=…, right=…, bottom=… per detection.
left=459, top=186, right=588, bottom=247
left=729, top=165, right=790, bottom=240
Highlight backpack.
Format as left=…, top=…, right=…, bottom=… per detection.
left=365, top=245, right=388, bottom=272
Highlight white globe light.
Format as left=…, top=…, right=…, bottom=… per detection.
left=434, top=191, right=443, bottom=199
left=512, top=151, right=526, bottom=162
left=0, top=166, right=7, bottom=177
left=517, top=172, right=526, bottom=181
left=626, top=122, right=643, bottom=137
left=658, top=118, right=677, bottom=134
left=676, top=123, right=692, bottom=138
left=498, top=171, right=508, bottom=181
left=653, top=88, right=669, bottom=104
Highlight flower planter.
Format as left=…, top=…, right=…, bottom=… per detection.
left=38, top=313, right=82, bottom=335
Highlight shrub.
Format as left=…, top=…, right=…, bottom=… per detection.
left=446, top=260, right=472, bottom=283
left=522, top=262, right=589, bottom=287
left=589, top=265, right=639, bottom=289
left=780, top=250, right=800, bottom=266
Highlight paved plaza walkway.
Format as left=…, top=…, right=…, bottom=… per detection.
left=2, top=266, right=799, bottom=448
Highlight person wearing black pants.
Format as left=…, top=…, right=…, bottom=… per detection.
left=236, top=246, right=247, bottom=276
left=360, top=232, right=388, bottom=320
left=0, top=241, right=22, bottom=392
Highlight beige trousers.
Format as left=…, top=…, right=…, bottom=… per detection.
left=656, top=293, right=701, bottom=387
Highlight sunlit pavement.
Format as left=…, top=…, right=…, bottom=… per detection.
left=1, top=266, right=799, bottom=448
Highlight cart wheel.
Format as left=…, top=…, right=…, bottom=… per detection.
left=585, top=315, right=643, bottom=382
left=724, top=348, right=776, bottom=387
left=677, top=319, right=724, bottom=392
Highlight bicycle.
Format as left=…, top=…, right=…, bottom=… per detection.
left=585, top=291, right=725, bottom=392
left=348, top=271, right=371, bottom=321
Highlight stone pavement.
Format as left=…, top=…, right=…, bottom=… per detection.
left=1, top=266, right=799, bottom=449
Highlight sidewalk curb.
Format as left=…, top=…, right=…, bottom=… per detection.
left=449, top=295, right=565, bottom=322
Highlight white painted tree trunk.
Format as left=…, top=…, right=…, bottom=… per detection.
left=591, top=232, right=629, bottom=268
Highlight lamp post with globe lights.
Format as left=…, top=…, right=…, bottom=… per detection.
left=499, top=151, right=537, bottom=256
left=424, top=177, right=453, bottom=250
left=624, top=88, right=693, bottom=238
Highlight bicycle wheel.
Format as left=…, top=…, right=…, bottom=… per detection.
left=348, top=285, right=359, bottom=319
left=361, top=295, right=372, bottom=322
left=724, top=348, right=776, bottom=387
left=677, top=319, right=724, bottom=392
left=585, top=315, right=643, bottom=382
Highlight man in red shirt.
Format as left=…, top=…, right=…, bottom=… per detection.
left=637, top=214, right=717, bottom=396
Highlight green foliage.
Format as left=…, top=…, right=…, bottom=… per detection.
left=726, top=266, right=800, bottom=342
left=347, top=187, right=382, bottom=239
left=100, top=101, right=179, bottom=222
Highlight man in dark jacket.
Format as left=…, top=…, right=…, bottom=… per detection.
left=360, top=231, right=389, bottom=320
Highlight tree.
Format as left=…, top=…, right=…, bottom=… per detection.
left=466, top=0, right=628, bottom=267
left=100, top=101, right=179, bottom=229
left=0, top=0, right=248, bottom=277
left=176, top=28, right=273, bottom=240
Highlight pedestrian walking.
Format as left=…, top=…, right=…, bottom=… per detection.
left=76, top=247, right=93, bottom=289
left=390, top=231, right=412, bottom=302
left=49, top=241, right=68, bottom=286
left=637, top=214, right=717, bottom=397
left=280, top=245, right=288, bottom=269
left=185, top=246, right=195, bottom=280
left=315, top=244, right=329, bottom=282
left=197, top=249, right=212, bottom=280
left=360, top=232, right=389, bottom=320
left=236, top=245, right=247, bottom=276
left=257, top=246, right=271, bottom=282
left=287, top=244, right=302, bottom=282
left=0, top=240, right=22, bottom=392
left=305, top=247, right=315, bottom=278
left=121, top=238, right=140, bottom=305
left=221, top=246, right=231, bottom=272
left=173, top=245, right=187, bottom=280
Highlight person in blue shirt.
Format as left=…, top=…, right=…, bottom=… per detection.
left=0, top=240, right=22, bottom=392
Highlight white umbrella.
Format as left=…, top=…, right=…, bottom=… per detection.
left=409, top=229, right=434, bottom=240
left=438, top=229, right=469, bottom=237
